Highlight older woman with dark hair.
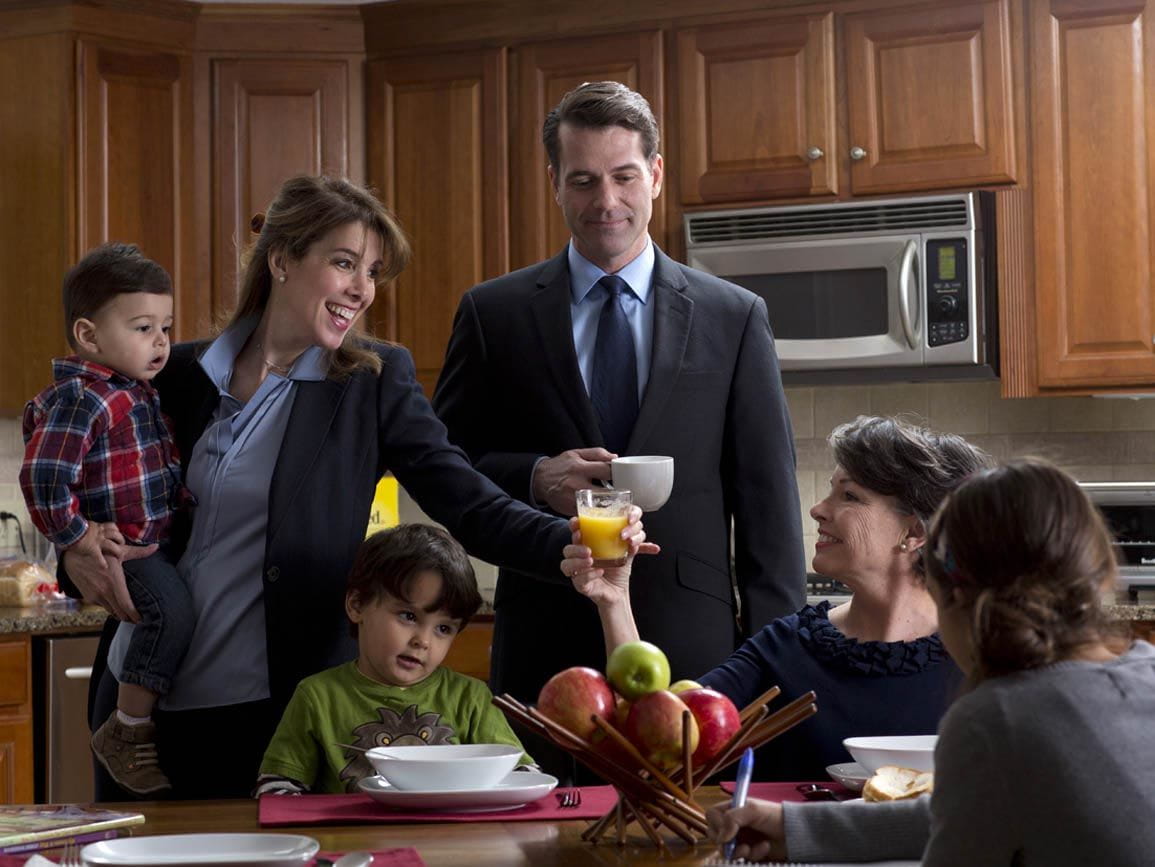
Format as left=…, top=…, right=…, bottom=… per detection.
left=564, top=415, right=992, bottom=780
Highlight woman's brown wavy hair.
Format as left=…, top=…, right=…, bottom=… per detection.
left=230, top=175, right=411, bottom=379
left=926, top=457, right=1117, bottom=682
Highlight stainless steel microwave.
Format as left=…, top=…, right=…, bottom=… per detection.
left=685, top=192, right=998, bottom=385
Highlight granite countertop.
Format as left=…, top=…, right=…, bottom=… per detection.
left=2, top=598, right=1147, bottom=637
left=808, top=594, right=1155, bottom=623
left=0, top=602, right=109, bottom=636
left=1104, top=602, right=1155, bottom=621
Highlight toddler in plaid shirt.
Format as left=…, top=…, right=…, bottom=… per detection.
left=20, top=243, right=192, bottom=797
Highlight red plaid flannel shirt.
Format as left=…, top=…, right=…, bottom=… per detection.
left=20, top=357, right=186, bottom=548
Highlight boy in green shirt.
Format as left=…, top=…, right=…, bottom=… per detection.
left=256, top=524, right=532, bottom=794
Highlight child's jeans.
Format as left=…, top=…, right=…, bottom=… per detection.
left=116, top=548, right=195, bottom=696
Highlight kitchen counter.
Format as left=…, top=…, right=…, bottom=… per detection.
left=0, top=602, right=108, bottom=636
left=811, top=594, right=1155, bottom=623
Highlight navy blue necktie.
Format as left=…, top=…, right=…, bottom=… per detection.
left=590, top=275, right=638, bottom=455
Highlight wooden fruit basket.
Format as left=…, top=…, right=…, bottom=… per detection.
left=494, top=686, right=817, bottom=852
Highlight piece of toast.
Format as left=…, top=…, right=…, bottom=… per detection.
left=862, top=764, right=934, bottom=802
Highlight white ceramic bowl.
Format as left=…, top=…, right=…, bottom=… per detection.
left=364, top=744, right=522, bottom=791
left=842, top=735, right=938, bottom=774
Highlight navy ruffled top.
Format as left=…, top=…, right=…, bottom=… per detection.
left=700, top=602, right=962, bottom=782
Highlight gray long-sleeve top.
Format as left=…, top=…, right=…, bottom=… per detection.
left=783, top=640, right=1155, bottom=866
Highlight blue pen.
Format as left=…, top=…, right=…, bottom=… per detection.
left=724, top=747, right=755, bottom=860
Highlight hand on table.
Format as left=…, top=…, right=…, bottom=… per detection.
left=60, top=522, right=155, bottom=623
left=706, top=797, right=788, bottom=862
left=532, top=447, right=615, bottom=516
left=561, top=506, right=659, bottom=605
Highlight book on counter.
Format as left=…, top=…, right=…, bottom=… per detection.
left=0, top=805, right=145, bottom=854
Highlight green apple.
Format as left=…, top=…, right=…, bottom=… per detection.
left=669, top=679, right=703, bottom=694
left=606, top=640, right=671, bottom=700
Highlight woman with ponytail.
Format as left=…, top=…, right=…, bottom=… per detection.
left=708, top=457, right=1155, bottom=866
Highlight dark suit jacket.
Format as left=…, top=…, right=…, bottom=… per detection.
left=433, top=245, right=806, bottom=701
left=65, top=339, right=571, bottom=716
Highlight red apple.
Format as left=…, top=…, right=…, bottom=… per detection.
left=613, top=696, right=631, bottom=730
left=536, top=666, right=615, bottom=740
left=594, top=695, right=638, bottom=770
left=624, top=689, right=699, bottom=770
left=679, top=688, right=741, bottom=766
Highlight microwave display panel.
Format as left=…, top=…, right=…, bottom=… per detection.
left=728, top=268, right=888, bottom=340
left=1096, top=504, right=1155, bottom=568
left=937, top=246, right=957, bottom=280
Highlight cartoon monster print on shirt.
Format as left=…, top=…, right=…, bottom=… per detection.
left=337, top=704, right=456, bottom=790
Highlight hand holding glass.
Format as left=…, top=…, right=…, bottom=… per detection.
left=576, top=489, right=632, bottom=566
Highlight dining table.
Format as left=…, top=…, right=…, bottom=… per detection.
left=83, top=782, right=851, bottom=867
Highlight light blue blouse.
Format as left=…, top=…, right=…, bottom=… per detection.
left=109, top=318, right=327, bottom=710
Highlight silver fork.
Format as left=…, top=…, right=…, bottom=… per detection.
left=555, top=788, right=582, bottom=808
left=59, top=841, right=83, bottom=866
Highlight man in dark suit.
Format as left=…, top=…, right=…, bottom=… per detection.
left=433, top=82, right=805, bottom=737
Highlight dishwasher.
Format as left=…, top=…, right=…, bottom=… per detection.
left=33, top=634, right=100, bottom=803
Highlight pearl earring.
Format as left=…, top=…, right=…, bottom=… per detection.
left=278, top=274, right=286, bottom=283
left=899, top=542, right=909, bottom=552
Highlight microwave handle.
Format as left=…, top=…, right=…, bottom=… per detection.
left=898, top=239, right=919, bottom=350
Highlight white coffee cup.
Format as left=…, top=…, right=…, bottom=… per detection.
left=611, top=456, right=675, bottom=512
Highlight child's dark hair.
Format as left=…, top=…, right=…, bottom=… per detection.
left=63, top=242, right=173, bottom=350
left=347, top=524, right=481, bottom=637
left=926, top=457, right=1117, bottom=682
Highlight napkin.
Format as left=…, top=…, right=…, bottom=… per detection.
left=260, top=786, right=618, bottom=826
left=313, top=850, right=424, bottom=866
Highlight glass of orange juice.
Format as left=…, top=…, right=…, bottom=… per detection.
left=576, top=489, right=632, bottom=566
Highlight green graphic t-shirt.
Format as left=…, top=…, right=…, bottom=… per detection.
left=259, top=662, right=532, bottom=793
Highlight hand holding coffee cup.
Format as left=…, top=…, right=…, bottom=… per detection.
left=610, top=456, right=674, bottom=512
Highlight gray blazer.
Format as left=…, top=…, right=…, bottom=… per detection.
left=433, top=244, right=806, bottom=701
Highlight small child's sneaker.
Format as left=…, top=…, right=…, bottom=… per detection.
left=91, top=713, right=172, bottom=796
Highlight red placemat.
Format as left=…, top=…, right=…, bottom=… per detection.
left=260, top=786, right=619, bottom=826
left=717, top=781, right=853, bottom=800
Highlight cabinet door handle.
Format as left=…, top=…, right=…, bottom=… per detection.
left=806, top=146, right=824, bottom=161
left=850, top=146, right=867, bottom=161
left=64, top=666, right=93, bottom=680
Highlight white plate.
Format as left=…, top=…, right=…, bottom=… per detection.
left=826, top=761, right=870, bottom=792
left=358, top=770, right=558, bottom=811
left=82, top=833, right=319, bottom=866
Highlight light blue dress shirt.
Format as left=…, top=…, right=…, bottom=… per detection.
left=568, top=238, right=655, bottom=404
left=108, top=317, right=327, bottom=710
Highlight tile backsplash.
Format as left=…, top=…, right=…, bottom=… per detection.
left=6, top=379, right=1155, bottom=600
left=787, top=381, right=1155, bottom=562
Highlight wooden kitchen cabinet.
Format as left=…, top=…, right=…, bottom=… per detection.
left=511, top=30, right=665, bottom=269
left=1031, top=0, right=1155, bottom=390
left=0, top=5, right=197, bottom=415
left=194, top=5, right=365, bottom=334
left=209, top=59, right=353, bottom=323
left=366, top=50, right=508, bottom=395
left=676, top=0, right=1018, bottom=205
left=0, top=636, right=34, bottom=805
left=843, top=0, right=1018, bottom=194
left=676, top=12, right=837, bottom=204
